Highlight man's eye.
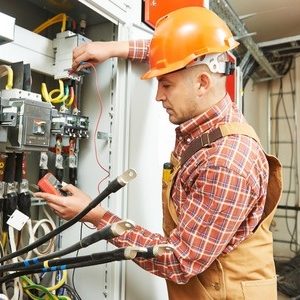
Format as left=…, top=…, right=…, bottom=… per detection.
left=163, top=84, right=170, bottom=88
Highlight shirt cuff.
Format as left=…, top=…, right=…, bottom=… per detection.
left=128, top=39, right=150, bottom=62
left=97, top=210, right=122, bottom=230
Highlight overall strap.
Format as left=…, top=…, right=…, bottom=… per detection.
left=180, top=122, right=260, bottom=166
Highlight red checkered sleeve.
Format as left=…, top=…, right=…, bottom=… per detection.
left=128, top=40, right=150, bottom=63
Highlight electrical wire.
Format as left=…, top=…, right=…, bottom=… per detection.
left=273, top=71, right=299, bottom=253
left=0, top=220, right=133, bottom=273
left=71, top=223, right=83, bottom=299
left=7, top=226, right=23, bottom=300
left=68, top=62, right=111, bottom=296
left=287, top=69, right=299, bottom=253
left=41, top=80, right=64, bottom=103
left=0, top=170, right=135, bottom=264
left=0, top=247, right=145, bottom=284
left=0, top=240, right=4, bottom=261
left=33, top=13, right=67, bottom=34
left=65, top=86, right=74, bottom=108
left=61, top=284, right=82, bottom=300
left=82, top=63, right=110, bottom=193
left=20, top=271, right=70, bottom=300
left=0, top=65, right=13, bottom=89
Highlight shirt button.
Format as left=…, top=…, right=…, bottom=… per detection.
left=186, top=137, right=191, bottom=144
left=178, top=136, right=183, bottom=141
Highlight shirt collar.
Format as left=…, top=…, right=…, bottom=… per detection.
left=176, top=94, right=232, bottom=139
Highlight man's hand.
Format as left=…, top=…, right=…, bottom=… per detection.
left=35, top=184, right=106, bottom=227
left=72, top=41, right=129, bottom=71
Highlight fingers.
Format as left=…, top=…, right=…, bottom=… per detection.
left=34, top=192, right=64, bottom=217
left=72, top=42, right=93, bottom=70
left=34, top=192, right=63, bottom=204
left=61, top=184, right=82, bottom=195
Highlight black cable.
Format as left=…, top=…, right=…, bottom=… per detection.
left=0, top=169, right=136, bottom=264
left=62, top=284, right=82, bottom=300
left=72, top=223, right=83, bottom=299
left=287, top=70, right=299, bottom=253
left=0, top=153, right=7, bottom=213
left=14, top=152, right=23, bottom=184
left=0, top=248, right=133, bottom=284
left=17, top=192, right=31, bottom=218
left=0, top=223, right=118, bottom=273
left=15, top=152, right=31, bottom=218
left=1, top=245, right=166, bottom=284
left=274, top=75, right=298, bottom=252
left=3, top=153, right=18, bottom=231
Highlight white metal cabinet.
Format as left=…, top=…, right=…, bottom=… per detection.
left=79, top=0, right=129, bottom=24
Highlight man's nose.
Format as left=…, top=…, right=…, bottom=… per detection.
left=155, top=87, right=166, bottom=102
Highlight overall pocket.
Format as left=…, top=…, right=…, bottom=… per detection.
left=241, top=277, right=277, bottom=300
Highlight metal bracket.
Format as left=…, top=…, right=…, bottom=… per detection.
left=97, top=131, right=110, bottom=141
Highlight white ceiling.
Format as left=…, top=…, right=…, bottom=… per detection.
left=227, top=0, right=300, bottom=43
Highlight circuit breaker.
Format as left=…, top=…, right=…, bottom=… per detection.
left=53, top=31, right=91, bottom=81
left=0, top=90, right=52, bottom=151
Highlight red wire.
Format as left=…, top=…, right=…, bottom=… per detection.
left=85, top=63, right=110, bottom=193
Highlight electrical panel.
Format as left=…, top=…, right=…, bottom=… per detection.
left=0, top=3, right=94, bottom=298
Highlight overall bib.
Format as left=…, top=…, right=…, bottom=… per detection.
left=162, top=123, right=282, bottom=300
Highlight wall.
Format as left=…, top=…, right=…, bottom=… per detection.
left=243, top=79, right=269, bottom=150
left=243, top=56, right=300, bottom=259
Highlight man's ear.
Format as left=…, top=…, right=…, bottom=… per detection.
left=196, top=72, right=211, bottom=95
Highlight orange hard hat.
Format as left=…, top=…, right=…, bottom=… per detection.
left=142, top=6, right=239, bottom=80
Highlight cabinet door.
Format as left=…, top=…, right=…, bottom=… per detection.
left=124, top=25, right=174, bottom=300
left=79, top=0, right=128, bottom=24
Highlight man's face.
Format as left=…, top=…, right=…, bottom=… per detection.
left=156, top=70, right=202, bottom=125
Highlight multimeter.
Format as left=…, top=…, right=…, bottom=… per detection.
left=37, top=173, right=66, bottom=196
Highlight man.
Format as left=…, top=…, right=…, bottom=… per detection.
left=36, top=7, right=282, bottom=299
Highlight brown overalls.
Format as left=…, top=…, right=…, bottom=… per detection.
left=162, top=123, right=282, bottom=300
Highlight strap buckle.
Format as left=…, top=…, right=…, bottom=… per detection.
left=200, top=133, right=210, bottom=147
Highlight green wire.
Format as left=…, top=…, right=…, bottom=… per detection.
left=21, top=275, right=71, bottom=300
left=23, top=284, right=57, bottom=300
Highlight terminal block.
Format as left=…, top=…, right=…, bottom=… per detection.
left=51, top=110, right=89, bottom=138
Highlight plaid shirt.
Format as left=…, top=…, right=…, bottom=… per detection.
left=98, top=44, right=269, bottom=284
left=128, top=40, right=150, bottom=62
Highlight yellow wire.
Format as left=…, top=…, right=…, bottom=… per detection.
left=47, top=270, right=67, bottom=291
left=33, top=13, right=67, bottom=34
left=0, top=65, right=13, bottom=89
left=51, top=85, right=69, bottom=104
left=1, top=232, right=7, bottom=248
left=21, top=270, right=68, bottom=298
left=41, top=83, right=52, bottom=103
left=51, top=80, right=64, bottom=101
left=41, top=80, right=64, bottom=103
left=49, top=89, right=62, bottom=98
